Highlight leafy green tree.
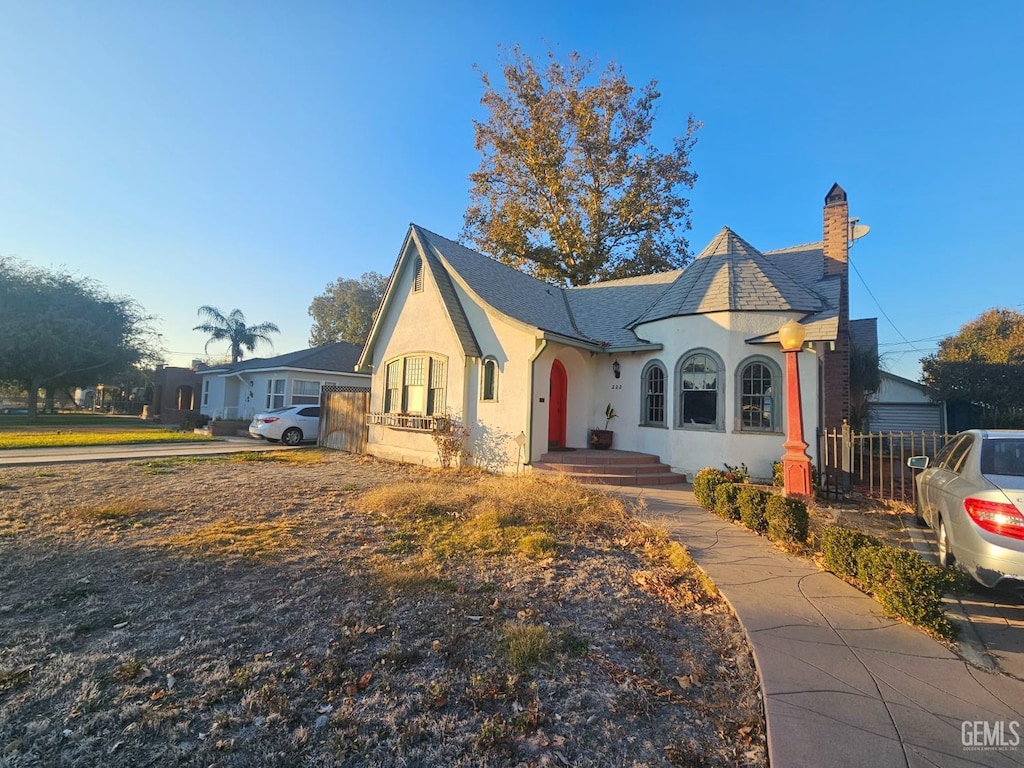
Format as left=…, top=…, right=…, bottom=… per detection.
left=0, top=258, right=157, bottom=417
left=463, top=46, right=700, bottom=286
left=922, top=308, right=1024, bottom=409
left=307, top=272, right=386, bottom=346
left=193, top=306, right=280, bottom=363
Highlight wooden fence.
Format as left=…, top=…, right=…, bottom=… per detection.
left=318, top=387, right=369, bottom=453
left=818, top=424, right=956, bottom=504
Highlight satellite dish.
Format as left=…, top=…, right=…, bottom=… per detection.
left=848, top=217, right=871, bottom=243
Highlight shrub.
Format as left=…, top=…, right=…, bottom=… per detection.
left=764, top=495, right=809, bottom=544
left=736, top=487, right=770, bottom=533
left=713, top=483, right=741, bottom=520
left=181, top=412, right=210, bottom=431
left=854, top=545, right=967, bottom=640
left=431, top=414, right=470, bottom=469
left=820, top=526, right=881, bottom=579
left=693, top=468, right=729, bottom=510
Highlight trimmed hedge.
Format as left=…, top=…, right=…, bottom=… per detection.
left=693, top=468, right=730, bottom=511
left=713, top=483, right=741, bottom=521
left=764, top=495, right=809, bottom=544
left=819, top=525, right=969, bottom=640
left=737, top=486, right=770, bottom=533
left=855, top=544, right=967, bottom=640
left=820, top=526, right=881, bottom=579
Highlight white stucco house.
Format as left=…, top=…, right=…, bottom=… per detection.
left=198, top=342, right=368, bottom=421
left=357, top=185, right=861, bottom=481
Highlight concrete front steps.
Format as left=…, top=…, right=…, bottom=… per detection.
left=531, top=449, right=686, bottom=487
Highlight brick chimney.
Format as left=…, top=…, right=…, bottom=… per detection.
left=822, top=183, right=850, bottom=429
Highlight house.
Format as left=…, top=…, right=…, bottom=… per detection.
left=147, top=363, right=207, bottom=424
left=198, top=342, right=368, bottom=421
left=358, top=184, right=860, bottom=481
left=867, top=372, right=947, bottom=434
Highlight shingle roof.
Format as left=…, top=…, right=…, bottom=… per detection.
left=413, top=226, right=591, bottom=343
left=389, top=224, right=843, bottom=352
left=205, top=342, right=366, bottom=375
left=849, top=318, right=878, bottom=354
left=635, top=228, right=824, bottom=324
left=567, top=272, right=680, bottom=347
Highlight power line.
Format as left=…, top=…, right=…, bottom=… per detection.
left=848, top=252, right=922, bottom=353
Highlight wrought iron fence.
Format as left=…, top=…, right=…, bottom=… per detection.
left=818, top=424, right=956, bottom=504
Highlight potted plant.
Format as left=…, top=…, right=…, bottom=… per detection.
left=589, top=403, right=617, bottom=450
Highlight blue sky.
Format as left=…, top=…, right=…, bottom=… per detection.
left=2, top=2, right=1022, bottom=381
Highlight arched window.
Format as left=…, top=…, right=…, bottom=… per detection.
left=677, top=350, right=724, bottom=430
left=641, top=361, right=667, bottom=426
left=736, top=356, right=781, bottom=432
left=481, top=358, right=498, bottom=402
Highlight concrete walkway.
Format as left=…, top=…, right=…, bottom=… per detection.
left=616, top=486, right=1024, bottom=768
left=0, top=436, right=294, bottom=466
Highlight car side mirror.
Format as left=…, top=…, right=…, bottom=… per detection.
left=907, top=456, right=930, bottom=470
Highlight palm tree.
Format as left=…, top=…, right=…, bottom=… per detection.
left=193, top=306, right=280, bottom=363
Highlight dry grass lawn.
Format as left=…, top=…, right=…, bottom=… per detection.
left=0, top=451, right=765, bottom=767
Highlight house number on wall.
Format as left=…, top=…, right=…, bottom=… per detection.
left=610, top=384, right=623, bottom=390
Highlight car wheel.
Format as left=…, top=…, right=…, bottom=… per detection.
left=937, top=517, right=955, bottom=569
left=281, top=427, right=302, bottom=446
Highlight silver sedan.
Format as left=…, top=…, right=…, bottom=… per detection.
left=908, top=430, right=1024, bottom=591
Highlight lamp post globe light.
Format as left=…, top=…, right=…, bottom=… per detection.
left=778, top=320, right=813, bottom=497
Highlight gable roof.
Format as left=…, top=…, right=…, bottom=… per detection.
left=413, top=226, right=589, bottom=343
left=410, top=226, right=483, bottom=358
left=201, top=342, right=366, bottom=376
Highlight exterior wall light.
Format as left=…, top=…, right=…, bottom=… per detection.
left=612, top=360, right=621, bottom=379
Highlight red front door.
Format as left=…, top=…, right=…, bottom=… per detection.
left=548, top=360, right=567, bottom=449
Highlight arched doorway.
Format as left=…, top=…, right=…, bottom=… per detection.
left=548, top=360, right=567, bottom=449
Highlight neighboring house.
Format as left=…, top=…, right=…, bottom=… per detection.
left=148, top=363, right=207, bottom=424
left=198, top=342, right=368, bottom=421
left=867, top=371, right=947, bottom=434
left=358, top=184, right=860, bottom=480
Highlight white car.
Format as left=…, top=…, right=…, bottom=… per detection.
left=249, top=405, right=320, bottom=446
left=908, top=429, right=1024, bottom=592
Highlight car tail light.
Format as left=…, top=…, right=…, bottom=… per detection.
left=262, top=417, right=280, bottom=424
left=963, top=497, right=1024, bottom=541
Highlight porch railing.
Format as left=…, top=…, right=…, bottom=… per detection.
left=818, top=423, right=956, bottom=504
left=366, top=413, right=438, bottom=431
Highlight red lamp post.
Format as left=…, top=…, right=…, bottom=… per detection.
left=779, top=319, right=813, bottom=498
